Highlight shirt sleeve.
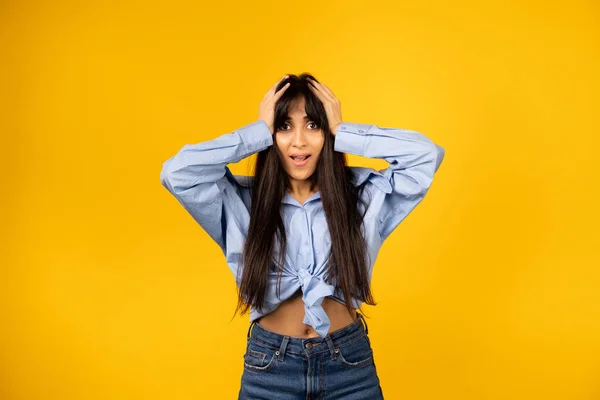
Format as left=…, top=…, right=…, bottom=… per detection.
left=160, top=119, right=273, bottom=253
left=333, top=122, right=445, bottom=241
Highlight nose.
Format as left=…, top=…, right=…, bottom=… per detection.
left=291, top=128, right=307, bottom=148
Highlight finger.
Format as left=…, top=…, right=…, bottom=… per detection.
left=308, top=80, right=335, bottom=104
left=321, top=84, right=337, bottom=101
left=265, top=75, right=289, bottom=97
left=273, top=82, right=290, bottom=99
left=275, top=75, right=289, bottom=90
left=307, top=82, right=326, bottom=103
left=310, top=79, right=337, bottom=102
left=308, top=78, right=334, bottom=102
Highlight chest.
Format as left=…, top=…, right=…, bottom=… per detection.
left=275, top=205, right=332, bottom=260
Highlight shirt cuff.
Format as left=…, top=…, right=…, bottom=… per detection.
left=333, top=122, right=370, bottom=156
left=236, top=119, right=274, bottom=152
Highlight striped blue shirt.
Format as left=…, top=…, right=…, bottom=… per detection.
left=160, top=119, right=445, bottom=338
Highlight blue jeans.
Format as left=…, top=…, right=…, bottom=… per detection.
left=238, top=311, right=384, bottom=399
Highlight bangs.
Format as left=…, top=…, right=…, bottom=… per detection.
left=273, top=81, right=326, bottom=131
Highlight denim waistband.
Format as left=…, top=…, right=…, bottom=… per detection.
left=246, top=311, right=369, bottom=359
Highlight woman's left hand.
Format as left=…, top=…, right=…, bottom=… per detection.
left=307, top=78, right=343, bottom=136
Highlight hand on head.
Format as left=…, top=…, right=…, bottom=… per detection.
left=306, top=77, right=343, bottom=136
left=258, top=75, right=290, bottom=134
left=258, top=74, right=343, bottom=136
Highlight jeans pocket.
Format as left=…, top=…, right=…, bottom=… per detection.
left=335, top=333, right=374, bottom=368
left=243, top=338, right=278, bottom=372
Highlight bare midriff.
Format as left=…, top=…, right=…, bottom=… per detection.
left=255, top=288, right=357, bottom=338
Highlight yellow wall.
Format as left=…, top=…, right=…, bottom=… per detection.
left=2, top=1, right=599, bottom=399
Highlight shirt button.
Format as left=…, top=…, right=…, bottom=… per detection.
left=358, top=129, right=364, bottom=133
left=305, top=342, right=313, bottom=349
left=341, top=125, right=346, bottom=130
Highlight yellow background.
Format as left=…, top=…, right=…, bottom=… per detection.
left=2, top=0, right=599, bottom=399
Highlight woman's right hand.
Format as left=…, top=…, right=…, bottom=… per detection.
left=258, top=75, right=290, bottom=134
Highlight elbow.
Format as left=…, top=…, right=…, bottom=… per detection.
left=160, top=158, right=177, bottom=191
left=433, top=144, right=445, bottom=173
left=409, top=145, right=443, bottom=195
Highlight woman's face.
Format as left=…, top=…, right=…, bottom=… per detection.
left=275, top=96, right=325, bottom=185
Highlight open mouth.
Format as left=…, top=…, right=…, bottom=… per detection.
left=290, top=155, right=311, bottom=166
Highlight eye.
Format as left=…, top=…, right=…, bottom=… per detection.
left=277, top=122, right=319, bottom=131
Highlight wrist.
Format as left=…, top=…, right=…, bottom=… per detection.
left=259, top=119, right=274, bottom=134
left=331, top=122, right=341, bottom=136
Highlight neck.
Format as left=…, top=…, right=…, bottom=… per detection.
left=288, top=179, right=319, bottom=199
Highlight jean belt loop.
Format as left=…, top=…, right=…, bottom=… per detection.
left=357, top=312, right=369, bottom=334
left=325, top=335, right=337, bottom=360
left=277, top=336, right=290, bottom=361
left=247, top=321, right=256, bottom=339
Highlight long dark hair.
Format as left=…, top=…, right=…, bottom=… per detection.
left=233, top=73, right=377, bottom=322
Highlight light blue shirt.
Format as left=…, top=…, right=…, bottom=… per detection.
left=160, top=119, right=445, bottom=338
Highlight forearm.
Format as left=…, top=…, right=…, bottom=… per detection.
left=334, top=122, right=444, bottom=196
left=160, top=119, right=273, bottom=193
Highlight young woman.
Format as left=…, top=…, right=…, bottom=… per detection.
left=160, top=73, right=445, bottom=399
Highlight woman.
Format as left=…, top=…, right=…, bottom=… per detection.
left=160, top=73, right=445, bottom=399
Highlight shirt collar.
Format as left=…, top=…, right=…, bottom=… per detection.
left=282, top=190, right=321, bottom=206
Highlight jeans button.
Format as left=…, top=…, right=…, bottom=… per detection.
left=305, top=342, right=313, bottom=349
